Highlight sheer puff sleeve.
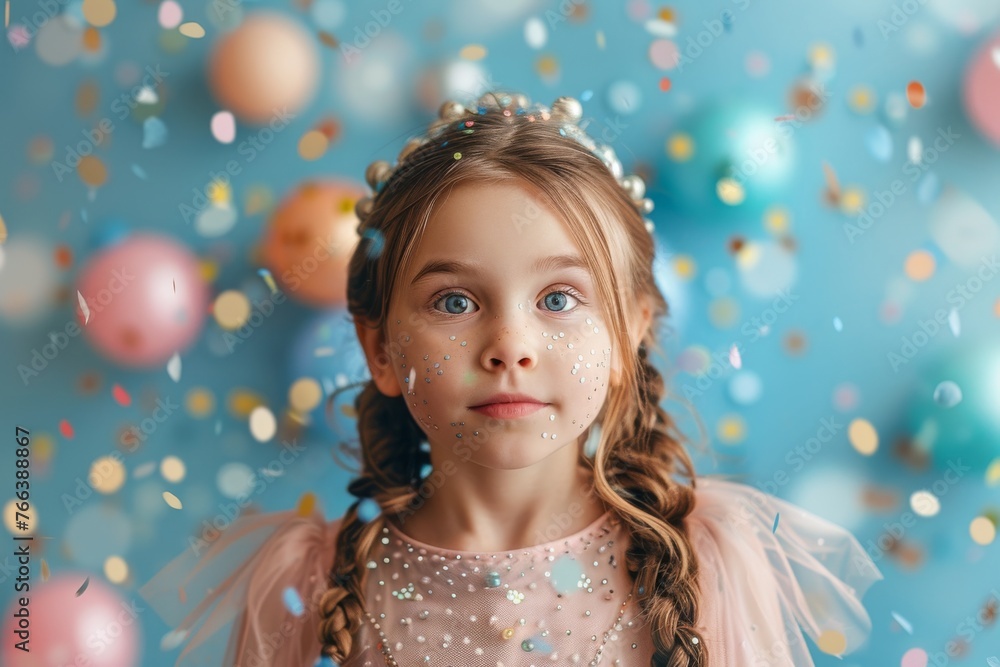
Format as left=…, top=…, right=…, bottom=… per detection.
left=138, top=504, right=343, bottom=667
left=686, top=477, right=883, bottom=666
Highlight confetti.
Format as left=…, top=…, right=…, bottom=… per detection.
left=76, top=576, right=90, bottom=596
left=910, top=490, right=940, bottom=517
left=59, top=419, right=75, bottom=439
left=771, top=512, right=780, bottom=534
left=298, top=130, right=328, bottom=160
left=947, top=308, right=960, bottom=337
left=179, top=21, right=205, bottom=38
left=162, top=490, right=183, bottom=509
left=143, top=116, right=168, bottom=148
left=211, top=111, right=236, bottom=144
left=358, top=497, right=382, bottom=522
left=821, top=161, right=841, bottom=205
left=970, top=516, right=996, bottom=545
left=459, top=44, right=487, bottom=60
left=815, top=629, right=846, bottom=656
left=83, top=0, right=117, bottom=27
left=78, top=155, right=108, bottom=188
left=932, top=380, right=962, bottom=408
left=596, top=30, right=605, bottom=49
left=901, top=648, right=927, bottom=667
left=258, top=268, right=279, bottom=294
left=659, top=77, right=672, bottom=92
left=728, top=344, right=742, bottom=369
left=77, top=290, right=91, bottom=324
left=833, top=316, right=843, bottom=332
left=283, top=586, right=305, bottom=616
left=987, top=458, right=1000, bottom=486
left=111, top=383, right=131, bottom=406
left=907, top=136, right=923, bottom=164
left=848, top=418, right=878, bottom=455
left=866, top=124, right=893, bottom=162
left=160, top=455, right=186, bottom=482
left=40, top=559, right=49, bottom=582
left=158, top=0, right=182, bottom=29
left=249, top=405, right=277, bottom=442
left=0, top=211, right=6, bottom=243
left=296, top=491, right=316, bottom=517
left=993, top=48, right=1000, bottom=70
left=131, top=164, right=148, bottom=180
left=160, top=629, right=189, bottom=651
left=906, top=80, right=926, bottom=108
left=166, top=352, right=182, bottom=382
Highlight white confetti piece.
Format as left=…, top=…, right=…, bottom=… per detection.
left=77, top=290, right=90, bottom=325
left=166, top=352, right=182, bottom=382
left=728, top=344, right=742, bottom=370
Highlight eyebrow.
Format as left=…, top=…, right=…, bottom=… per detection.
left=411, top=254, right=591, bottom=284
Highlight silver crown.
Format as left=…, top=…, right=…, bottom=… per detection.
left=357, top=93, right=655, bottom=234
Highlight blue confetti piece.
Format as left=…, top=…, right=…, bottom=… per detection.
left=282, top=586, right=304, bottom=617
left=362, top=228, right=384, bottom=259
left=143, top=116, right=168, bottom=149
left=580, top=89, right=593, bottom=102
left=772, top=512, right=780, bottom=534
left=890, top=610, right=913, bottom=634
left=865, top=125, right=893, bottom=162
left=132, top=164, right=148, bottom=180
left=80, top=208, right=89, bottom=223
left=916, top=171, right=940, bottom=205
left=357, top=497, right=381, bottom=523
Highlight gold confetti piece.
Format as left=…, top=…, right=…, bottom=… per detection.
left=76, top=576, right=91, bottom=596
left=160, top=455, right=186, bottom=482
left=849, top=418, right=878, bottom=455
left=821, top=161, right=841, bottom=205
left=179, top=21, right=205, bottom=38
left=83, top=0, right=116, bottom=27
left=104, top=555, right=128, bottom=583
left=298, top=130, right=328, bottom=161
left=716, top=177, right=745, bottom=205
left=817, top=629, right=847, bottom=655
left=212, top=290, right=251, bottom=330
left=258, top=268, right=278, bottom=294
left=297, top=492, right=316, bottom=517
left=40, top=559, right=49, bottom=582
left=971, top=516, right=996, bottom=545
left=987, top=458, right=1000, bottom=486
left=904, top=250, right=936, bottom=281
left=89, top=455, right=126, bottom=493
left=459, top=44, right=487, bottom=60
left=78, top=155, right=107, bottom=188
left=666, top=133, right=694, bottom=161
left=75, top=80, right=99, bottom=117
left=249, top=405, right=277, bottom=442
left=289, top=377, right=322, bottom=413
left=185, top=387, right=215, bottom=418
left=163, top=490, right=183, bottom=510
left=716, top=414, right=746, bottom=444
left=0, top=211, right=7, bottom=244
left=82, top=26, right=101, bottom=51
left=166, top=352, right=182, bottom=382
left=229, top=389, right=265, bottom=417
left=596, top=30, right=605, bottom=50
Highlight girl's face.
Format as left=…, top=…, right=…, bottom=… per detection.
left=360, top=180, right=617, bottom=470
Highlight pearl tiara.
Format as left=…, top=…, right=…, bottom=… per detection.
left=356, top=92, right=656, bottom=234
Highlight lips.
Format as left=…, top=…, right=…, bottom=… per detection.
left=469, top=393, right=548, bottom=420
left=469, top=393, right=545, bottom=408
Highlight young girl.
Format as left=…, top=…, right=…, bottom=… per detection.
left=139, top=91, right=882, bottom=666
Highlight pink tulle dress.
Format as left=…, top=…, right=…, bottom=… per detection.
left=138, top=477, right=883, bottom=666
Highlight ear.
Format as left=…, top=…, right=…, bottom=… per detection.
left=609, top=294, right=653, bottom=387
left=354, top=317, right=403, bottom=398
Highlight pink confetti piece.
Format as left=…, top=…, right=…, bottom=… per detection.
left=112, top=383, right=132, bottom=407
left=59, top=419, right=74, bottom=439
left=728, top=344, right=742, bottom=369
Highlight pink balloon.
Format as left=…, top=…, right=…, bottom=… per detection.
left=75, top=234, right=209, bottom=368
left=963, top=30, right=1000, bottom=147
left=0, top=573, right=140, bottom=666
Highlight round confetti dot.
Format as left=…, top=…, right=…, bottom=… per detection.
left=676, top=345, right=711, bottom=375
left=832, top=382, right=859, bottom=412
left=185, top=387, right=216, bottom=418
left=910, top=490, right=940, bottom=517
left=848, top=85, right=876, bottom=114
left=536, top=54, right=559, bottom=79
left=728, top=370, right=762, bottom=406
left=840, top=187, right=866, bottom=215
left=906, top=81, right=926, bottom=108
left=229, top=389, right=265, bottom=418
left=764, top=207, right=789, bottom=234
left=970, top=516, right=996, bottom=545
left=524, top=16, right=547, bottom=49
left=288, top=377, right=323, bottom=413
left=211, top=111, right=236, bottom=144
left=666, top=133, right=694, bottom=161
left=708, top=297, right=740, bottom=329
left=83, top=0, right=116, bottom=27
left=213, top=290, right=251, bottom=330
left=104, top=555, right=128, bottom=583
left=217, top=462, right=255, bottom=499
left=808, top=43, right=835, bottom=70
left=59, top=419, right=75, bottom=439
left=358, top=497, right=381, bottom=523
left=658, top=77, right=672, bottom=92
left=648, top=39, right=680, bottom=70
left=901, top=647, right=928, bottom=667
left=459, top=44, right=487, bottom=61
left=816, top=629, right=846, bottom=656
left=179, top=21, right=205, bottom=38
left=672, top=254, right=696, bottom=280
left=904, top=250, right=936, bottom=281
left=848, top=418, right=878, bottom=455
left=298, top=130, right=328, bottom=160
left=987, top=458, right=1000, bottom=486
left=932, top=380, right=962, bottom=408
left=89, top=456, right=126, bottom=494
left=744, top=50, right=770, bottom=77
left=111, top=383, right=131, bottom=406
left=716, top=414, right=746, bottom=445
left=160, top=455, right=186, bottom=483
left=716, top=178, right=745, bottom=206
left=158, top=0, right=183, bottom=29
left=77, top=155, right=107, bottom=188
left=249, top=405, right=277, bottom=442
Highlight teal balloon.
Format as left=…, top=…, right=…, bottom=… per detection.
left=907, top=343, right=1000, bottom=471
left=658, top=99, right=796, bottom=219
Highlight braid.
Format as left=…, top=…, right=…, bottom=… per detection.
left=594, top=343, right=707, bottom=666
left=316, top=381, right=429, bottom=663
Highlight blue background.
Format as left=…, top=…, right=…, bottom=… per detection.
left=2, top=0, right=1000, bottom=664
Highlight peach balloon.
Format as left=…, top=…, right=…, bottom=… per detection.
left=207, top=12, right=320, bottom=125
left=261, top=180, right=365, bottom=307
left=963, top=30, right=1000, bottom=147
left=74, top=233, right=210, bottom=368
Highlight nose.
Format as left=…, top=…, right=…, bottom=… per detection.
left=480, top=321, right=537, bottom=372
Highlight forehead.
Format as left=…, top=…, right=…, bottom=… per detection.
left=404, top=180, right=581, bottom=275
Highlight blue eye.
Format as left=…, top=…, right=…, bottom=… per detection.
left=438, top=293, right=476, bottom=315
left=542, top=291, right=580, bottom=312
left=429, top=287, right=586, bottom=316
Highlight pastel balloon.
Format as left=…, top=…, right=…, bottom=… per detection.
left=260, top=180, right=365, bottom=307
left=75, top=234, right=209, bottom=367
left=206, top=11, right=319, bottom=125
left=0, top=573, right=140, bottom=667
left=962, top=29, right=1000, bottom=147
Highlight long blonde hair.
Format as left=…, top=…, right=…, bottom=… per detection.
left=318, top=92, right=708, bottom=666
